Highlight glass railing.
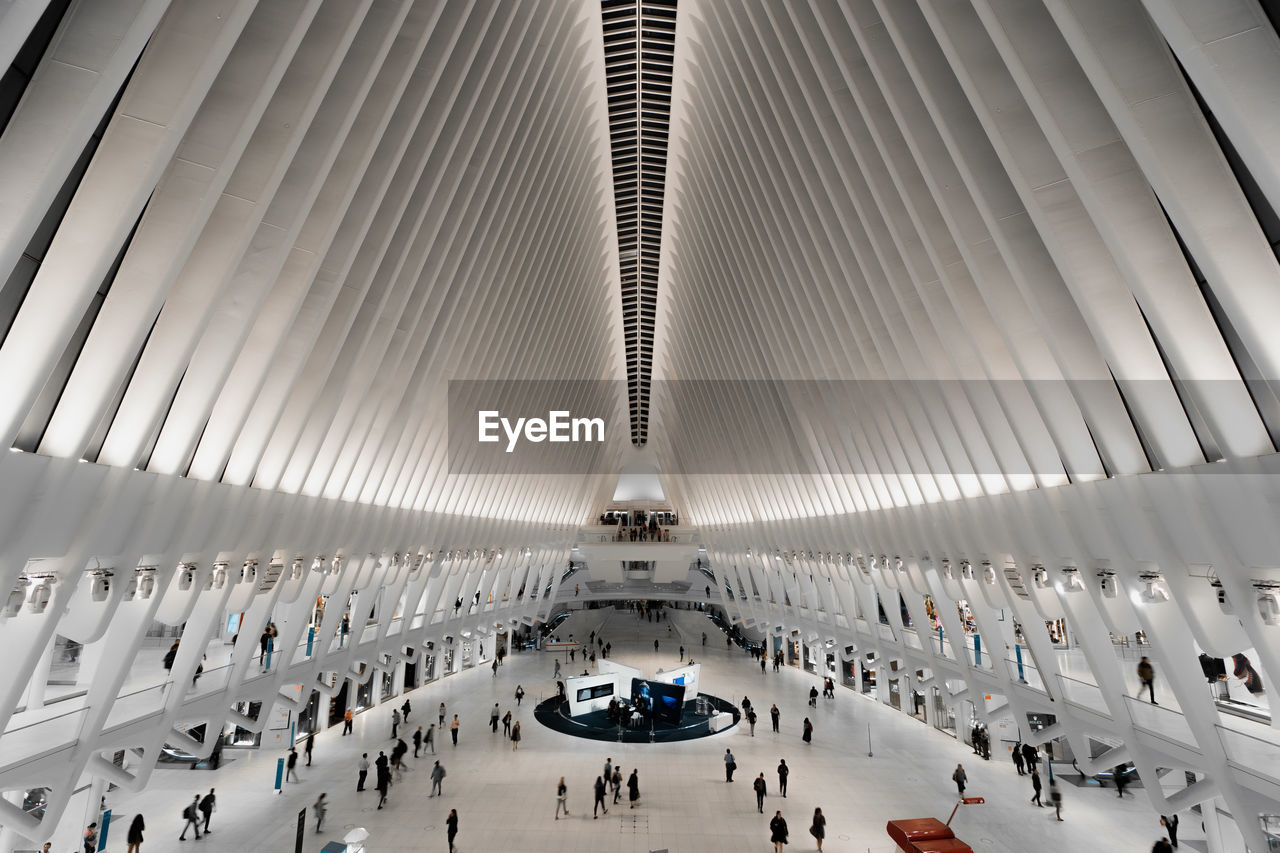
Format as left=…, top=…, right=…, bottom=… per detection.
left=183, top=661, right=237, bottom=699
left=0, top=705, right=87, bottom=767
left=0, top=606, right=546, bottom=771
left=1056, top=674, right=1110, bottom=716
left=955, top=635, right=990, bottom=669
left=1004, top=655, right=1046, bottom=693
left=1122, top=695, right=1196, bottom=748
left=1215, top=725, right=1280, bottom=785
left=103, top=682, right=168, bottom=730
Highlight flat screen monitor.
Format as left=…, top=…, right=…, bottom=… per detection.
left=631, top=678, right=685, bottom=725
left=576, top=683, right=615, bottom=703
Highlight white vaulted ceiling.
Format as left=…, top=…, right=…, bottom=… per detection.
left=4, top=0, right=1280, bottom=526
left=652, top=0, right=1280, bottom=525
left=0, top=0, right=627, bottom=525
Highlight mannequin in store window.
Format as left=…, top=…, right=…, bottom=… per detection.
left=1232, top=653, right=1264, bottom=695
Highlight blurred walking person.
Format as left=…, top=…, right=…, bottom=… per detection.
left=126, top=814, right=145, bottom=853
left=810, top=808, right=826, bottom=853
left=769, top=811, right=788, bottom=853
left=555, top=777, right=570, bottom=819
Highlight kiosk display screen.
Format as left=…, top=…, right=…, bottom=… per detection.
left=631, top=679, right=686, bottom=725
left=576, top=683, right=615, bottom=702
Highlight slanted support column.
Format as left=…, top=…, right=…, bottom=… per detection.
left=21, top=635, right=56, bottom=710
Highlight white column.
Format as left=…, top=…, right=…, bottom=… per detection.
left=21, top=635, right=56, bottom=709
left=75, top=636, right=112, bottom=691
left=0, top=791, right=25, bottom=852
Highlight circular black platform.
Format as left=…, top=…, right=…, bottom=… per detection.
left=534, top=694, right=741, bottom=743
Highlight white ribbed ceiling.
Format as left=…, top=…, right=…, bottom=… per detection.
left=651, top=0, right=1280, bottom=525
left=1, top=0, right=1280, bottom=528
left=0, top=0, right=629, bottom=526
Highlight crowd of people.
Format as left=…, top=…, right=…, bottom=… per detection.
left=998, top=725, right=1180, bottom=850
left=74, top=610, right=1190, bottom=853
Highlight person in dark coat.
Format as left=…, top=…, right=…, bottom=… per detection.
left=179, top=796, right=201, bottom=840
left=1012, top=743, right=1025, bottom=775
left=126, top=813, right=145, bottom=853
left=1114, top=764, right=1130, bottom=797
left=198, top=788, right=215, bottom=833
left=1137, top=657, right=1157, bottom=704
left=305, top=733, right=314, bottom=766
left=802, top=718, right=813, bottom=744
left=1152, top=838, right=1173, bottom=853
left=809, top=808, right=825, bottom=853
left=627, top=769, right=640, bottom=808
left=754, top=773, right=768, bottom=813
left=769, top=811, right=789, bottom=853
left=777, top=759, right=789, bottom=797
left=1160, top=814, right=1179, bottom=848
left=952, top=764, right=967, bottom=798
left=446, top=809, right=458, bottom=853
left=375, top=751, right=390, bottom=809
left=286, top=747, right=299, bottom=782
left=593, top=775, right=609, bottom=817
left=392, top=738, right=410, bottom=778
left=1030, top=768, right=1043, bottom=806
left=1022, top=742, right=1038, bottom=772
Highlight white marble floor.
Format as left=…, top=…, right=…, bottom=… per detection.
left=68, top=609, right=1195, bottom=853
